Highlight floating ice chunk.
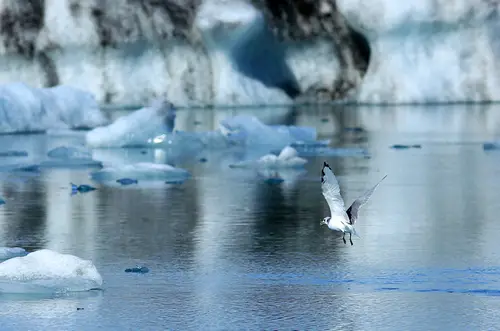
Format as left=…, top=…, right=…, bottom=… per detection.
left=0, top=249, right=103, bottom=294
left=390, top=144, right=422, bottom=149
left=41, top=146, right=102, bottom=168
left=219, top=115, right=317, bottom=149
left=85, top=99, right=176, bottom=148
left=0, top=82, right=107, bottom=133
left=116, top=178, right=138, bottom=185
left=293, top=146, right=370, bottom=158
left=230, top=146, right=307, bottom=169
left=124, top=266, right=149, bottom=274
left=90, top=162, right=191, bottom=183
left=47, top=146, right=91, bottom=159
left=0, top=163, right=40, bottom=173
left=0, top=247, right=27, bottom=260
left=0, top=151, right=28, bottom=157
left=71, top=183, right=97, bottom=194
left=483, top=142, right=500, bottom=151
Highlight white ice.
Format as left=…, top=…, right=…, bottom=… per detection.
left=336, top=0, right=500, bottom=103
left=0, top=249, right=102, bottom=294
left=219, top=115, right=317, bottom=149
left=86, top=99, right=176, bottom=148
left=0, top=82, right=107, bottom=133
left=89, top=162, right=191, bottom=183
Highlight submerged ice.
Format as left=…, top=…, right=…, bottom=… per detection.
left=90, top=163, right=191, bottom=183
left=0, top=249, right=102, bottom=294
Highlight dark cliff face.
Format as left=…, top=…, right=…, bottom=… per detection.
left=89, top=0, right=200, bottom=47
left=251, top=0, right=370, bottom=98
left=0, top=0, right=45, bottom=58
left=0, top=0, right=369, bottom=104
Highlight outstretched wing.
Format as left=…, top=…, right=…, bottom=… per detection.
left=346, top=175, right=387, bottom=224
left=321, top=161, right=346, bottom=216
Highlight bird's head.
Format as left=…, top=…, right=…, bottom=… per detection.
left=320, top=217, right=330, bottom=226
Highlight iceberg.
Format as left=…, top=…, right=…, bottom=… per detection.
left=40, top=146, right=102, bottom=168
left=0, top=82, right=107, bottom=133
left=86, top=99, right=176, bottom=148
left=219, top=115, right=317, bottom=149
left=89, top=162, right=191, bottom=183
left=0, top=249, right=102, bottom=294
left=85, top=101, right=319, bottom=154
left=0, top=247, right=27, bottom=260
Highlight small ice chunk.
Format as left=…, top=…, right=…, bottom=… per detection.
left=484, top=142, right=500, bottom=150
left=47, top=146, right=92, bottom=159
left=390, top=144, right=422, bottom=149
left=116, top=178, right=138, bottom=185
left=124, top=266, right=149, bottom=274
left=71, top=183, right=97, bottom=194
left=90, top=162, right=191, bottom=182
left=85, top=99, right=176, bottom=148
left=0, top=249, right=103, bottom=293
left=295, top=147, right=370, bottom=157
left=0, top=247, right=27, bottom=260
left=0, top=151, right=28, bottom=157
left=41, top=146, right=102, bottom=168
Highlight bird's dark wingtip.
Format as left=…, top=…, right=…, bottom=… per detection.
left=321, top=161, right=330, bottom=183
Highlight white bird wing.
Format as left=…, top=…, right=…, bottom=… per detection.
left=346, top=174, right=387, bottom=224
left=321, top=161, right=346, bottom=216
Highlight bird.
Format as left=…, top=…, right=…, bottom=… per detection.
left=320, top=161, right=387, bottom=245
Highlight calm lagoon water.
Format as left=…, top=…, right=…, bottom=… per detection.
left=0, top=105, right=499, bottom=330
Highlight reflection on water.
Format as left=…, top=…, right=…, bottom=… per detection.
left=0, top=105, right=499, bottom=330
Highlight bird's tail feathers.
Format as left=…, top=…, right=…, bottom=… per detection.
left=352, top=227, right=361, bottom=238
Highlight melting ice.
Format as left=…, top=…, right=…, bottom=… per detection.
left=0, top=249, right=102, bottom=294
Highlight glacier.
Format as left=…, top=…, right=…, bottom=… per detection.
left=0, top=249, right=103, bottom=294
left=336, top=0, right=500, bottom=103
left=0, top=0, right=365, bottom=106
left=0, top=0, right=497, bottom=106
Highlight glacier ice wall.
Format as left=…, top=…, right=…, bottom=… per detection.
left=336, top=0, right=500, bottom=103
left=2, top=0, right=497, bottom=105
left=0, top=0, right=367, bottom=106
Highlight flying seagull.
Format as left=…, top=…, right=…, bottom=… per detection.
left=320, top=161, right=387, bottom=245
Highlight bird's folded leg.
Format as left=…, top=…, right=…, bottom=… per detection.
left=349, top=233, right=353, bottom=246
left=342, top=233, right=346, bottom=244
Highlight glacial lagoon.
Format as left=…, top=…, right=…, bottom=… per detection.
left=0, top=105, right=499, bottom=330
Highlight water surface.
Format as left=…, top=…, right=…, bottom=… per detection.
left=0, top=105, right=499, bottom=330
